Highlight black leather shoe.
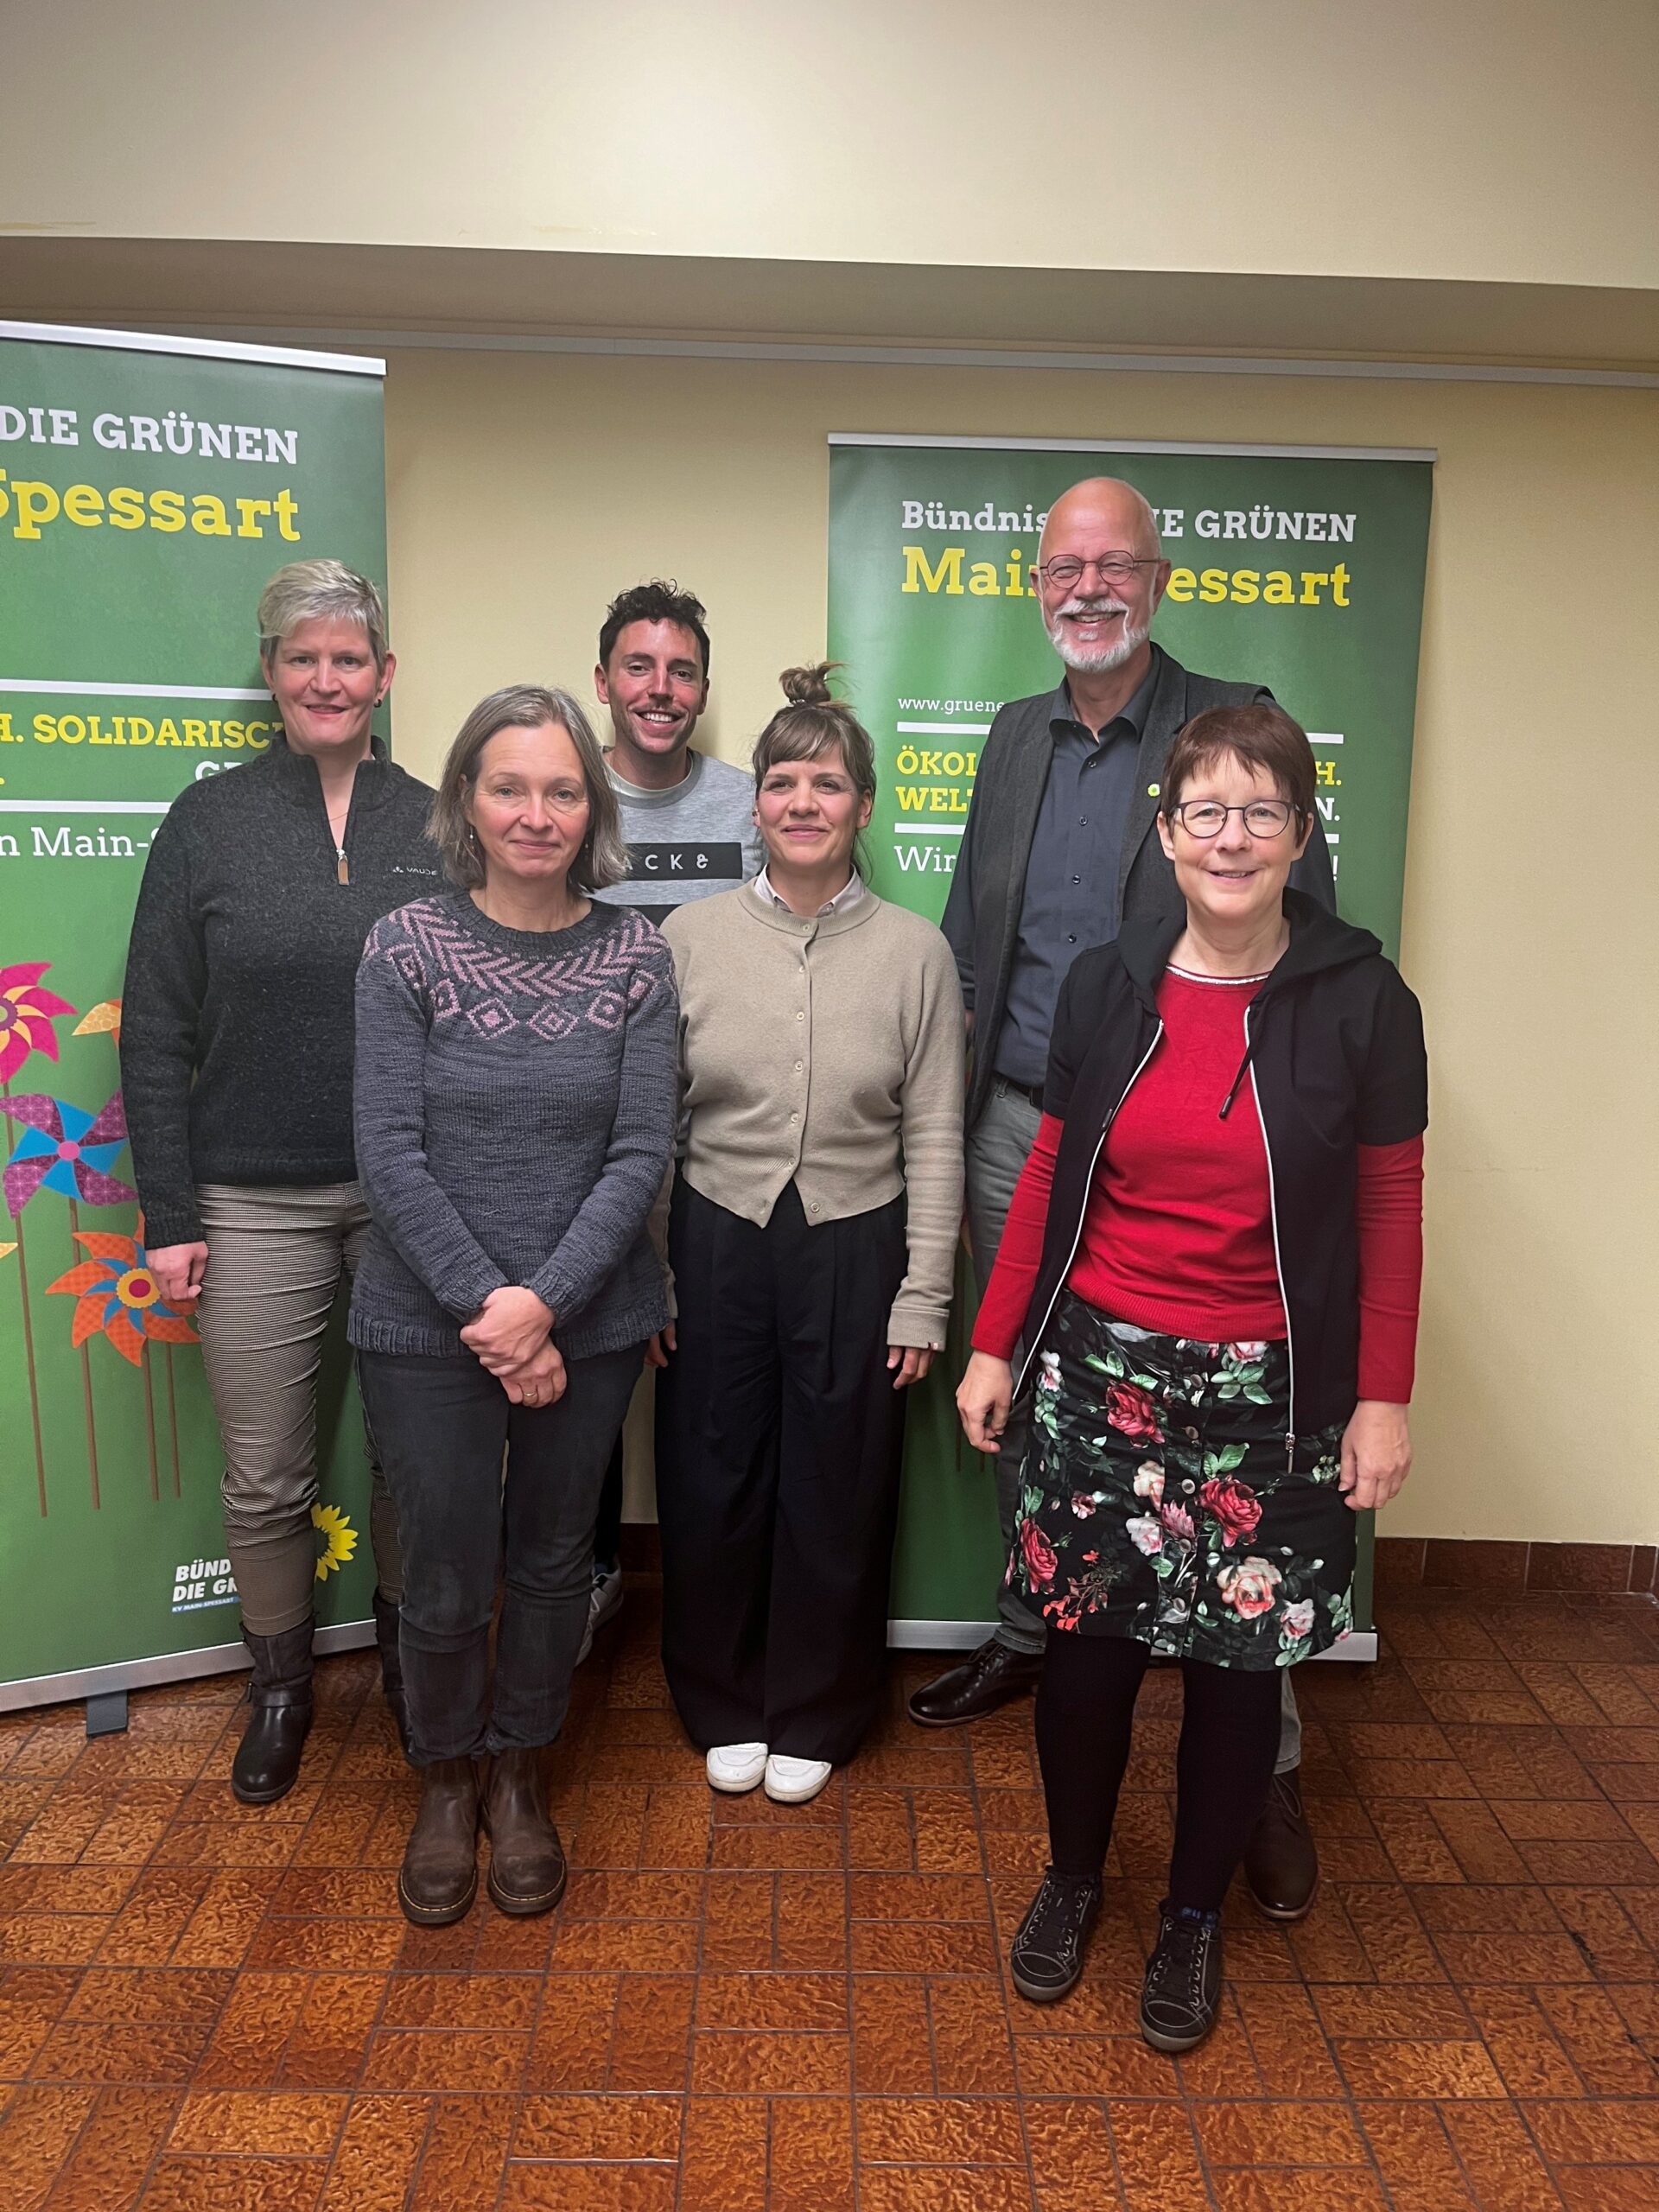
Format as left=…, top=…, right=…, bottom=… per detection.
left=372, top=1590, right=412, bottom=1764
left=1141, top=1900, right=1224, bottom=2052
left=1243, top=1765, right=1319, bottom=1922
left=1010, top=1866, right=1102, bottom=2003
left=398, top=1758, right=480, bottom=1926
left=908, top=1637, right=1043, bottom=1728
left=482, top=1747, right=568, bottom=1917
left=231, top=1622, right=315, bottom=1805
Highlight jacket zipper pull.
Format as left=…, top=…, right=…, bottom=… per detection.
left=1285, top=1431, right=1296, bottom=1471
left=336, top=847, right=349, bottom=886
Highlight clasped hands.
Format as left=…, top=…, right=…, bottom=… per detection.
left=461, top=1285, right=563, bottom=1407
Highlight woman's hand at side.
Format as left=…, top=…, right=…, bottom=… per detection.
left=957, top=1351, right=1013, bottom=1452
left=461, top=1285, right=554, bottom=1375
left=887, top=1344, right=937, bottom=1390
left=497, top=1339, right=568, bottom=1408
left=645, top=1324, right=677, bottom=1370
left=1338, top=1400, right=1412, bottom=1510
left=149, top=1241, right=209, bottom=1311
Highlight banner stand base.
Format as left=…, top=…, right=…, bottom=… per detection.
left=3, top=1619, right=378, bottom=1718
left=888, top=1619, right=1377, bottom=1663
left=85, top=1691, right=128, bottom=1738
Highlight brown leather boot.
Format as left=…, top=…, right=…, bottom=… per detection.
left=1243, top=1765, right=1319, bottom=1922
left=397, top=1758, right=480, bottom=1927
left=482, top=1746, right=567, bottom=1916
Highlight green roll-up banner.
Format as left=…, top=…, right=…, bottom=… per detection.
left=0, top=324, right=389, bottom=1708
left=827, top=434, right=1433, bottom=1650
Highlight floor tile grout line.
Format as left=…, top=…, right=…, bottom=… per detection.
left=389, top=2091, right=442, bottom=2212
left=840, top=1756, right=859, bottom=2211
left=963, top=1707, right=1050, bottom=2212
left=670, top=1695, right=721, bottom=2212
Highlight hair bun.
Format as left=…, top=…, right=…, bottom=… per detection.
left=779, top=661, right=838, bottom=708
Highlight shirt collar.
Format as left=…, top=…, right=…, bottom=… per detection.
left=754, top=865, right=867, bottom=918
left=602, top=747, right=704, bottom=808
left=1049, top=645, right=1161, bottom=746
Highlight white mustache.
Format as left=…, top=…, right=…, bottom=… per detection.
left=1057, top=597, right=1128, bottom=620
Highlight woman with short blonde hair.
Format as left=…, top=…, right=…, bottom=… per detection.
left=123, top=558, right=442, bottom=1805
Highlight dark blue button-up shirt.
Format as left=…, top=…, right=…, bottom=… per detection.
left=993, top=663, right=1156, bottom=1090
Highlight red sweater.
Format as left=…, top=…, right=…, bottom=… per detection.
left=974, top=966, right=1424, bottom=1402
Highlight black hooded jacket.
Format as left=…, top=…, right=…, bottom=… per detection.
left=1014, top=889, right=1427, bottom=1441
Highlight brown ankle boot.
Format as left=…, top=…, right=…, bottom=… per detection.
left=482, top=1746, right=567, bottom=1916
left=398, top=1758, right=480, bottom=1927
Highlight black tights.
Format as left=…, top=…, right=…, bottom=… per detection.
left=1035, top=1632, right=1283, bottom=1911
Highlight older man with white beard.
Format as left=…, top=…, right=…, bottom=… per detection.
left=915, top=477, right=1337, bottom=1923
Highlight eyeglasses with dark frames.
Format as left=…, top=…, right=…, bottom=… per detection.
left=1169, top=798, right=1297, bottom=838
left=1036, top=553, right=1159, bottom=590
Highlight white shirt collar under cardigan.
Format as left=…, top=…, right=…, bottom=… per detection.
left=753, top=865, right=867, bottom=918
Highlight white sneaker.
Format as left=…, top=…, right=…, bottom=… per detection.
left=764, top=1753, right=832, bottom=1804
left=575, top=1562, right=625, bottom=1667
left=706, top=1742, right=769, bottom=1793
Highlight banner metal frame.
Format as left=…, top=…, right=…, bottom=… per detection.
left=0, top=319, right=384, bottom=377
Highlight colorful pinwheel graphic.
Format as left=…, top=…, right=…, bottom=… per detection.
left=3, top=1089, right=137, bottom=1511
left=48, top=1228, right=196, bottom=1502
left=3, top=1091, right=137, bottom=1215
left=48, top=1230, right=198, bottom=1364
left=0, top=963, right=75, bottom=1084
left=0, top=961, right=77, bottom=1516
left=73, top=1000, right=123, bottom=1047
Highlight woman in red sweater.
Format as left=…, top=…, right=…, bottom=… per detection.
left=957, top=702, right=1426, bottom=2053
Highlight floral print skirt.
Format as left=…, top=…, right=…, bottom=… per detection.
left=1008, top=1292, right=1355, bottom=1668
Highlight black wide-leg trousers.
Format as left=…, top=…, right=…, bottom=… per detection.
left=656, top=1178, right=910, bottom=1765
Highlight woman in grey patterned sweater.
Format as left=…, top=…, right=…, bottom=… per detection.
left=350, top=684, right=677, bottom=1929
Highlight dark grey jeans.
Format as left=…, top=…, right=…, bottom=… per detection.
left=356, top=1344, right=641, bottom=1762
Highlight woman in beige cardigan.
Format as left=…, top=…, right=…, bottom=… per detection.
left=656, top=666, right=964, bottom=1805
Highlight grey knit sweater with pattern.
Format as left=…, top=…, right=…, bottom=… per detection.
left=347, top=892, right=677, bottom=1362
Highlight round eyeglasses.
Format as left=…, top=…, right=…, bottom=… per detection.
left=1170, top=799, right=1296, bottom=838
left=1037, top=554, right=1157, bottom=590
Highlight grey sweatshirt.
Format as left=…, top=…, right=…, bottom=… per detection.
left=592, top=749, right=764, bottom=926
left=347, top=892, right=678, bottom=1361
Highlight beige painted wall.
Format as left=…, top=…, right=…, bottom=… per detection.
left=7, top=1, right=1658, bottom=293
left=379, top=346, right=1657, bottom=1546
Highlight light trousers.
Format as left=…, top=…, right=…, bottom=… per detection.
left=194, top=1181, right=402, bottom=1637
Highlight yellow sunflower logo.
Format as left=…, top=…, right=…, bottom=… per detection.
left=312, top=1503, right=358, bottom=1580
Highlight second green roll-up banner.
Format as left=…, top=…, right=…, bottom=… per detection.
left=0, top=323, right=389, bottom=1708
left=826, top=433, right=1434, bottom=1649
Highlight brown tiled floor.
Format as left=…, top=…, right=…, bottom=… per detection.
left=3, top=1584, right=1659, bottom=2209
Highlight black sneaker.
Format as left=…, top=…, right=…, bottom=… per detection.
left=1140, top=1900, right=1223, bottom=2052
left=1009, top=1866, right=1102, bottom=2003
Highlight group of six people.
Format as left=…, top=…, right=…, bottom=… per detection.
left=120, top=476, right=1426, bottom=2054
